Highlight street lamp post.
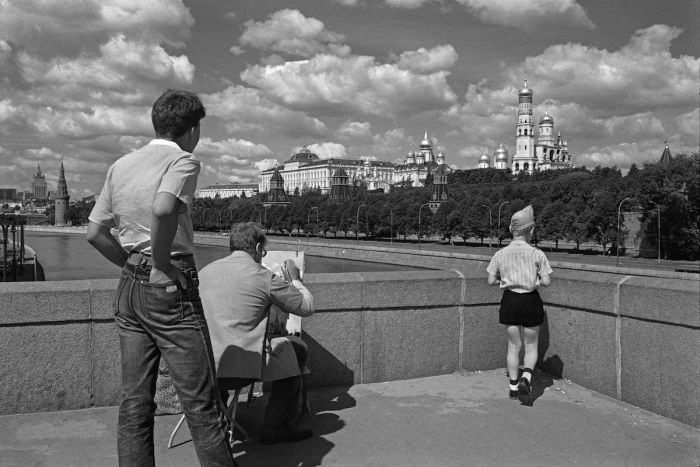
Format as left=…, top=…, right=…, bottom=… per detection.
left=480, top=204, right=493, bottom=250
left=418, top=202, right=430, bottom=250
left=308, top=206, right=319, bottom=238
left=217, top=209, right=222, bottom=233
left=263, top=205, right=271, bottom=233
left=617, top=197, right=631, bottom=267
left=497, top=201, right=510, bottom=247
left=200, top=208, right=209, bottom=232
left=384, top=203, right=393, bottom=244
left=355, top=204, right=366, bottom=244
left=226, top=207, right=237, bottom=232
left=649, top=201, right=661, bottom=264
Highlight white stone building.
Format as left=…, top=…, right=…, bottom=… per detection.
left=259, top=147, right=395, bottom=194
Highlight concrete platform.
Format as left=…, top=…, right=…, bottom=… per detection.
left=1, top=369, right=698, bottom=467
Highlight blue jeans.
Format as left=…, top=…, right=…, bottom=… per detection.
left=114, top=257, right=235, bottom=466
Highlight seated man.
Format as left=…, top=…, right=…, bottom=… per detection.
left=199, top=222, right=315, bottom=444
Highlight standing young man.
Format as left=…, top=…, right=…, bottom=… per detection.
left=87, top=90, right=236, bottom=466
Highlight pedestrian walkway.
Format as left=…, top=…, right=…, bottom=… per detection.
left=1, top=369, right=698, bottom=466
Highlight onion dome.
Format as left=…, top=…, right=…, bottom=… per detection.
left=539, top=112, right=553, bottom=125
left=518, top=78, right=533, bottom=97
left=479, top=151, right=490, bottom=163
left=420, top=131, right=432, bottom=149
left=494, top=143, right=509, bottom=162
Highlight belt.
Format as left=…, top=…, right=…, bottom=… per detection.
left=126, top=251, right=196, bottom=270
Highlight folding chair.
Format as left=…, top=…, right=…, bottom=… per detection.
left=167, top=379, right=260, bottom=448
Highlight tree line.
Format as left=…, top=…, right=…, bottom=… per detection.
left=65, top=152, right=699, bottom=261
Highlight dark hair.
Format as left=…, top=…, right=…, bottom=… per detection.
left=229, top=222, right=266, bottom=255
left=151, top=89, right=206, bottom=139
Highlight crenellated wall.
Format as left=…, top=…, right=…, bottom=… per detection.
left=1, top=245, right=698, bottom=427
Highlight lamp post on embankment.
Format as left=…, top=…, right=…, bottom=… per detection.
left=384, top=203, right=393, bottom=244
left=616, top=197, right=631, bottom=267
left=356, top=204, right=365, bottom=244
left=418, top=202, right=429, bottom=250
left=497, top=201, right=509, bottom=247
left=481, top=204, right=493, bottom=250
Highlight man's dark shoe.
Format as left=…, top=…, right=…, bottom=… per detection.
left=509, top=389, right=519, bottom=399
left=518, top=377, right=532, bottom=405
left=260, top=426, right=313, bottom=444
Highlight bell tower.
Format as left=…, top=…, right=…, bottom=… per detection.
left=512, top=78, right=536, bottom=173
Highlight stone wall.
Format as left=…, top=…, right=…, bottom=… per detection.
left=1, top=247, right=698, bottom=427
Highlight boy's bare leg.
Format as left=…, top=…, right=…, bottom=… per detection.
left=522, top=326, right=539, bottom=374
left=505, top=325, right=522, bottom=380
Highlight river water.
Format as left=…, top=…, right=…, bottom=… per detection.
left=23, top=231, right=426, bottom=281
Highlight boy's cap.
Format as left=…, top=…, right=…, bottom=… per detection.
left=509, top=205, right=535, bottom=232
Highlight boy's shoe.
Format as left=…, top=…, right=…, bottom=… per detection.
left=509, top=389, right=519, bottom=399
left=518, top=377, right=532, bottom=405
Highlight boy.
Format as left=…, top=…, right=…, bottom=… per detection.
left=486, top=205, right=552, bottom=405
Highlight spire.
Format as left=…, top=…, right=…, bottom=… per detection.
left=56, top=161, right=69, bottom=199
left=659, top=140, right=672, bottom=167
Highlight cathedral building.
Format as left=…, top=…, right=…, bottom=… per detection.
left=259, top=147, right=394, bottom=194
left=393, top=131, right=449, bottom=187
left=477, top=80, right=572, bottom=173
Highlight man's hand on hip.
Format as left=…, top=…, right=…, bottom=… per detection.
left=150, top=263, right=187, bottom=288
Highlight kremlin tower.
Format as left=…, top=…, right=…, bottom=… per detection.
left=54, top=162, right=70, bottom=226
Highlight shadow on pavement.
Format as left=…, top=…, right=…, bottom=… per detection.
left=233, top=386, right=356, bottom=467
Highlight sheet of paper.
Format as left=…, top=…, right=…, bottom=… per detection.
left=262, top=251, right=305, bottom=334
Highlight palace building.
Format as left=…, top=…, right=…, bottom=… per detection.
left=196, top=183, right=259, bottom=199
left=259, top=147, right=395, bottom=194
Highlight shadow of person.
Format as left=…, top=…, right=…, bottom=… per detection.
left=526, top=369, right=555, bottom=406
left=233, top=386, right=355, bottom=467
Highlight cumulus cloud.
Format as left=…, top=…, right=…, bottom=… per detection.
left=393, top=44, right=458, bottom=74
left=308, top=142, right=347, bottom=159
left=511, top=25, right=698, bottom=116
left=455, top=0, right=594, bottom=30
left=675, top=108, right=699, bottom=138
left=235, top=9, right=351, bottom=58
left=195, top=137, right=275, bottom=186
left=385, top=0, right=436, bottom=8
left=371, top=128, right=409, bottom=158
left=202, top=85, right=327, bottom=138
left=335, top=121, right=373, bottom=141
left=241, top=54, right=457, bottom=117
left=0, top=0, right=195, bottom=53
left=17, top=36, right=194, bottom=90
left=254, top=159, right=280, bottom=172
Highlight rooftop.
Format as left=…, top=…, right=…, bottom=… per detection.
left=1, top=370, right=698, bottom=466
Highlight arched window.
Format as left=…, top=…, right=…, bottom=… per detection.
left=518, top=129, right=521, bottom=135
left=515, top=163, right=520, bottom=171
left=524, top=162, right=529, bottom=171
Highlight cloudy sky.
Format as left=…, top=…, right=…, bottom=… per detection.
left=1, top=0, right=698, bottom=199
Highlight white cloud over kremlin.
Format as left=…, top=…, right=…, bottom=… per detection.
left=0, top=0, right=697, bottom=198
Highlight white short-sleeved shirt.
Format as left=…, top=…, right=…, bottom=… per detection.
left=486, top=240, right=553, bottom=293
left=88, top=139, right=200, bottom=256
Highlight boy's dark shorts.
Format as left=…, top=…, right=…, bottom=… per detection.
left=499, top=289, right=544, bottom=327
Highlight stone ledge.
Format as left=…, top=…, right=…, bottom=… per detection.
left=619, top=276, right=700, bottom=327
